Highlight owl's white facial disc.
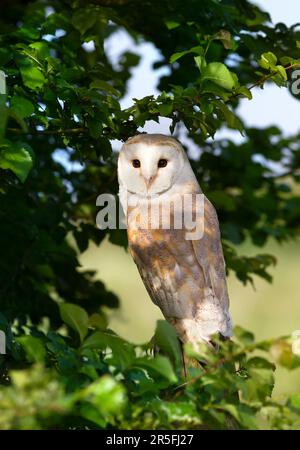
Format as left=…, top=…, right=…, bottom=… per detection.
left=118, top=140, right=186, bottom=196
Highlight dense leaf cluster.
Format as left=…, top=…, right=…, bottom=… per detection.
left=1, top=308, right=300, bottom=430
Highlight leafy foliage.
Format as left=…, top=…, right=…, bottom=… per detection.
left=0, top=0, right=300, bottom=430
left=1, top=307, right=300, bottom=430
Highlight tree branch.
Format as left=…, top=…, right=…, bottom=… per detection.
left=6, top=64, right=300, bottom=138
left=7, top=127, right=88, bottom=136
left=91, top=0, right=133, bottom=6
left=173, top=336, right=284, bottom=392
left=228, top=62, right=300, bottom=102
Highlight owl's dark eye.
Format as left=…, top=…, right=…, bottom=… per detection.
left=132, top=159, right=141, bottom=168
left=158, top=159, right=168, bottom=168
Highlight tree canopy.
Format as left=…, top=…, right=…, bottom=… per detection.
left=0, top=0, right=300, bottom=430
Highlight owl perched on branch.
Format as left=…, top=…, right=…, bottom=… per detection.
left=118, top=134, right=232, bottom=350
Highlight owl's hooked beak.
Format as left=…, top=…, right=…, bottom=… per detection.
left=143, top=175, right=156, bottom=191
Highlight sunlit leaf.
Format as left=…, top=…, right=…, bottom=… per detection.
left=59, top=303, right=89, bottom=342
left=202, top=62, right=236, bottom=90
left=17, top=335, right=46, bottom=363
left=10, top=95, right=35, bottom=118
left=154, top=320, right=181, bottom=368
left=0, top=141, right=34, bottom=182
left=134, top=355, right=177, bottom=383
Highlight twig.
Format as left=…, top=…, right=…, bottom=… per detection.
left=7, top=127, right=88, bottom=135
left=228, top=62, right=300, bottom=102
left=173, top=337, right=279, bottom=391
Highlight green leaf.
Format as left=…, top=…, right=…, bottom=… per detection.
left=184, top=341, right=214, bottom=364
left=158, top=102, right=173, bottom=116
left=20, top=64, right=46, bottom=90
left=165, top=20, right=180, bottom=30
left=201, top=62, right=236, bottom=90
left=208, top=190, right=236, bottom=212
left=87, top=117, right=103, bottom=139
left=10, top=95, right=35, bottom=118
left=72, top=8, right=97, bottom=35
left=88, top=313, right=108, bottom=330
left=194, top=55, right=207, bottom=72
left=280, top=56, right=295, bottom=65
left=89, top=80, right=120, bottom=97
left=81, top=330, right=111, bottom=350
left=154, top=320, right=181, bottom=368
left=288, top=394, right=300, bottom=412
left=0, top=118, right=6, bottom=140
left=160, top=401, right=202, bottom=425
left=29, top=42, right=50, bottom=59
left=275, top=65, right=287, bottom=81
left=270, top=340, right=300, bottom=369
left=201, top=81, right=231, bottom=100
left=170, top=46, right=203, bottom=64
left=81, top=331, right=135, bottom=370
left=238, top=86, right=252, bottom=100
left=214, top=100, right=244, bottom=133
left=59, top=303, right=89, bottom=342
left=219, top=403, right=258, bottom=429
left=0, top=141, right=34, bottom=182
left=234, top=326, right=255, bottom=345
left=79, top=375, right=126, bottom=416
left=258, top=52, right=277, bottom=70
left=80, top=375, right=126, bottom=424
left=79, top=403, right=106, bottom=427
left=16, top=335, right=46, bottom=363
left=134, top=355, right=177, bottom=383
left=239, top=357, right=275, bottom=405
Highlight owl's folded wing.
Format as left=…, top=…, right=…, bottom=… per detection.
left=188, top=195, right=232, bottom=338
left=127, top=195, right=232, bottom=343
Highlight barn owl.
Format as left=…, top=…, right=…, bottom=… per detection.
left=118, top=133, right=232, bottom=348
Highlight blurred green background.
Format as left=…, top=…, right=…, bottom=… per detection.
left=81, top=237, right=300, bottom=398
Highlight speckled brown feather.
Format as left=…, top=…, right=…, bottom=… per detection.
left=127, top=195, right=232, bottom=347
